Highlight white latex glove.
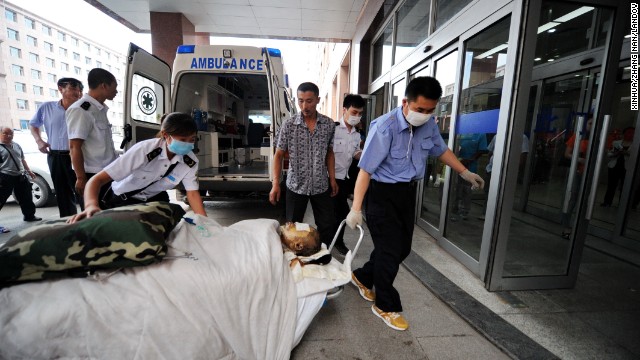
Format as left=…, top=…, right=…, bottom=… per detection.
left=346, top=209, right=362, bottom=229
left=460, top=169, right=485, bottom=190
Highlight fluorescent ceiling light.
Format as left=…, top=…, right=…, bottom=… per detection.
left=475, top=43, right=508, bottom=59
left=547, top=59, right=554, bottom=62
left=625, top=34, right=632, bottom=38
left=534, top=57, right=541, bottom=61
left=548, top=28, right=556, bottom=33
left=537, top=6, right=594, bottom=34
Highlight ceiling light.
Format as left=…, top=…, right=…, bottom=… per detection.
left=625, top=34, right=632, bottom=38
left=536, top=6, right=594, bottom=34
left=548, top=59, right=554, bottom=62
left=474, top=43, right=508, bottom=59
left=548, top=28, right=556, bottom=33
left=534, top=57, right=542, bottom=61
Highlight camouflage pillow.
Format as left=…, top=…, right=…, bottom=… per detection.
left=0, top=202, right=185, bottom=286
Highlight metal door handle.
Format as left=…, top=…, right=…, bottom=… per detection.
left=587, top=115, right=611, bottom=220
left=563, top=115, right=584, bottom=213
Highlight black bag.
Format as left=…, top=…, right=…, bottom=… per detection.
left=19, top=173, right=31, bottom=184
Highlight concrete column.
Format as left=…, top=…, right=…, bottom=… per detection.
left=149, top=12, right=209, bottom=70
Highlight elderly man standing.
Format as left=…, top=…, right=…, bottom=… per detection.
left=29, top=77, right=83, bottom=217
left=0, top=127, right=42, bottom=229
left=269, top=82, right=338, bottom=248
left=67, top=68, right=118, bottom=209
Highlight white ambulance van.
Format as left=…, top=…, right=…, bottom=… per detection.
left=123, top=43, right=295, bottom=199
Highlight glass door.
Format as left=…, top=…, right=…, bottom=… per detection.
left=487, top=0, right=625, bottom=290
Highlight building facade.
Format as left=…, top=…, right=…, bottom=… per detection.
left=0, top=2, right=126, bottom=132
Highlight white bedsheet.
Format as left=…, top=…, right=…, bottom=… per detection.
left=0, top=215, right=299, bottom=360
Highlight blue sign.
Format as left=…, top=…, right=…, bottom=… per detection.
left=190, top=58, right=264, bottom=70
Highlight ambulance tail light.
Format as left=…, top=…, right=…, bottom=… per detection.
left=177, top=45, right=195, bottom=54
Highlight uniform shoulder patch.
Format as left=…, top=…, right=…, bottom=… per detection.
left=146, top=147, right=162, bottom=161
left=80, top=102, right=91, bottom=110
left=183, top=155, right=196, bottom=167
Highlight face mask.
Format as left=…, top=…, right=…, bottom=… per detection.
left=167, top=136, right=194, bottom=155
left=346, top=115, right=361, bottom=126
left=405, top=109, right=431, bottom=127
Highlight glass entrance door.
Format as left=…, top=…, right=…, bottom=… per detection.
left=487, top=0, right=625, bottom=290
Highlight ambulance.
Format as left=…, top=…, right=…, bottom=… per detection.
left=123, top=43, right=296, bottom=199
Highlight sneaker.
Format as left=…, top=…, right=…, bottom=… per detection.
left=351, top=272, right=375, bottom=302
left=0, top=226, right=10, bottom=233
left=23, top=216, right=42, bottom=222
left=371, top=304, right=409, bottom=331
left=334, top=243, right=349, bottom=256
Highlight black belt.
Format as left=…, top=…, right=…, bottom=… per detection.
left=371, top=179, right=417, bottom=187
left=49, top=150, right=70, bottom=154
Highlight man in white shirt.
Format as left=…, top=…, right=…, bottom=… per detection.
left=67, top=68, right=118, bottom=209
left=332, top=94, right=365, bottom=255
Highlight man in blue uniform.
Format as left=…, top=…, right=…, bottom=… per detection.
left=346, top=77, right=484, bottom=331
left=29, top=77, right=83, bottom=217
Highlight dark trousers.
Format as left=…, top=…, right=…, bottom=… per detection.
left=332, top=178, right=352, bottom=247
left=286, top=188, right=335, bottom=247
left=353, top=179, right=416, bottom=313
left=0, top=173, right=36, bottom=218
left=48, top=151, right=78, bottom=217
left=603, top=164, right=625, bottom=206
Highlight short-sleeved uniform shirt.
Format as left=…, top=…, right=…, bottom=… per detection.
left=105, top=138, right=199, bottom=201
left=66, top=94, right=117, bottom=173
left=276, top=112, right=335, bottom=195
left=358, top=107, right=448, bottom=183
left=0, top=142, right=25, bottom=176
left=29, top=101, right=69, bottom=151
left=333, top=117, right=362, bottom=180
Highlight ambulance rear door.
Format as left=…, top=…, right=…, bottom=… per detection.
left=123, top=43, right=171, bottom=151
left=262, top=47, right=283, bottom=181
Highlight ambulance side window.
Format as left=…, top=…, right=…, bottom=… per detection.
left=131, top=73, right=165, bottom=124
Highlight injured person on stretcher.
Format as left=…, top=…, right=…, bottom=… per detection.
left=0, top=209, right=358, bottom=360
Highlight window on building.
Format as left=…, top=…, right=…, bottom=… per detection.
left=35, top=101, right=43, bottom=109
left=105, top=51, right=111, bottom=59
left=84, top=42, right=90, bottom=52
left=44, top=41, right=53, bottom=52
left=74, top=66, right=81, bottom=75
left=5, top=8, right=17, bottom=21
left=57, top=31, right=66, bottom=42
left=395, top=0, right=431, bottom=64
left=7, top=28, right=19, bottom=41
left=49, top=89, right=58, bottom=97
left=42, top=24, right=52, bottom=36
left=29, top=53, right=39, bottom=63
left=9, top=47, right=21, bottom=58
left=73, top=52, right=80, bottom=61
left=372, top=21, right=394, bottom=80
left=85, top=56, right=92, bottom=65
left=435, top=0, right=470, bottom=30
left=48, top=73, right=56, bottom=82
left=58, top=47, right=67, bottom=57
left=46, top=58, right=55, bottom=67
left=17, top=99, right=29, bottom=110
left=24, top=17, right=36, bottom=29
left=95, top=47, right=101, bottom=56
left=60, top=62, right=69, bottom=71
left=96, top=61, right=102, bottom=68
left=115, top=67, right=121, bottom=74
left=31, top=69, right=41, bottom=79
left=15, top=82, right=27, bottom=92
left=27, top=35, right=37, bottom=47
left=11, top=64, right=24, bottom=76
left=33, top=85, right=44, bottom=96
left=106, top=64, right=112, bottom=71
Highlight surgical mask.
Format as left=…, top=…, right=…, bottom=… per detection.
left=346, top=115, right=362, bottom=126
left=167, top=136, right=194, bottom=155
left=405, top=109, right=431, bottom=127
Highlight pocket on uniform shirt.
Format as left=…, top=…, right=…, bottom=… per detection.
left=421, top=138, right=434, bottom=154
left=333, top=139, right=346, bottom=153
left=389, top=148, right=409, bottom=172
